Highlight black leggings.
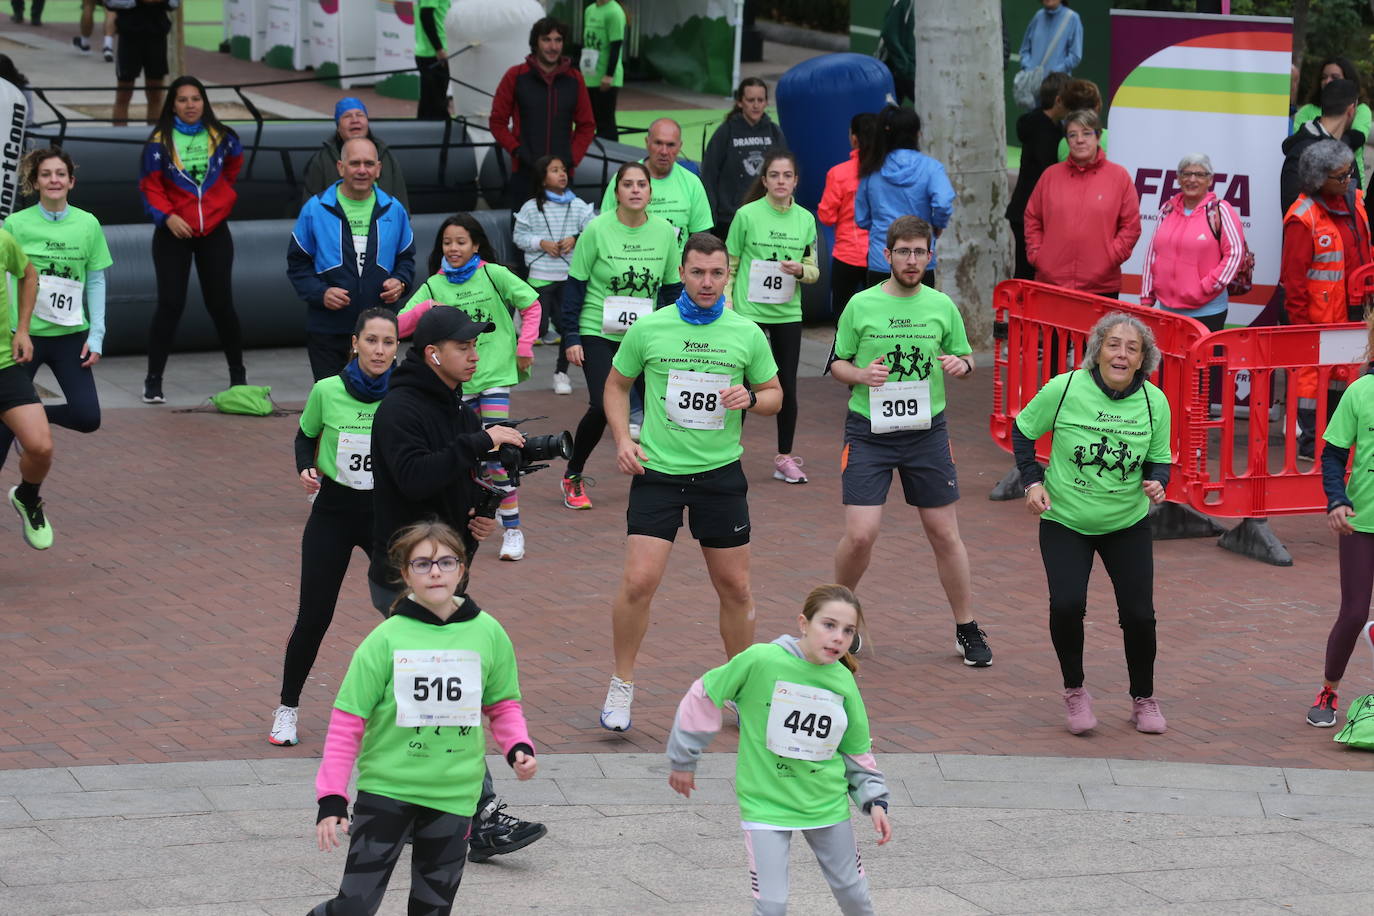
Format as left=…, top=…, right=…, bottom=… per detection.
left=280, top=483, right=373, bottom=707
left=829, top=258, right=868, bottom=321
left=1325, top=530, right=1374, bottom=683
left=755, top=321, right=802, bottom=454
left=568, top=335, right=641, bottom=475
left=538, top=279, right=570, bottom=374
left=590, top=87, right=619, bottom=140
left=0, top=332, right=99, bottom=471
left=147, top=223, right=243, bottom=380
left=1039, top=516, right=1157, bottom=699
left=310, top=790, right=470, bottom=916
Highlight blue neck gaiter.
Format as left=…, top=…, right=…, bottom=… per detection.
left=676, top=289, right=724, bottom=325
left=545, top=188, right=577, bottom=204
left=443, top=255, right=483, bottom=285
left=173, top=116, right=205, bottom=136
left=344, top=358, right=391, bottom=400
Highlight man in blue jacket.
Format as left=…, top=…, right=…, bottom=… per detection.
left=288, top=137, right=416, bottom=381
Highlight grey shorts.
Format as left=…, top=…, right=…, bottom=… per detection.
left=841, top=410, right=959, bottom=508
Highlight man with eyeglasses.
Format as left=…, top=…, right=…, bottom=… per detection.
left=828, top=215, right=991, bottom=667
left=366, top=306, right=547, bottom=861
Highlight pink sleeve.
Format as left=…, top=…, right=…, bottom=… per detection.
left=676, top=677, right=723, bottom=733
left=316, top=708, right=367, bottom=802
left=397, top=299, right=437, bottom=338
left=483, top=698, right=534, bottom=757
left=516, top=300, right=542, bottom=358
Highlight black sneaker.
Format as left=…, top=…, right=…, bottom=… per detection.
left=1307, top=686, right=1338, bottom=727
left=955, top=625, right=993, bottom=667
left=142, top=377, right=165, bottom=404
left=466, top=801, right=546, bottom=862
left=72, top=36, right=90, bottom=53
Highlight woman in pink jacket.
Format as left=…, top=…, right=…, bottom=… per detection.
left=1139, top=153, right=1245, bottom=332
left=1024, top=109, right=1141, bottom=297
left=818, top=112, right=876, bottom=320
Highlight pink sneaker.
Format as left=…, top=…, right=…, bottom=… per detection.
left=1063, top=687, right=1097, bottom=735
left=772, top=454, right=807, bottom=484
left=1130, top=696, right=1167, bottom=734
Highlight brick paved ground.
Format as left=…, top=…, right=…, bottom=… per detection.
left=0, top=365, right=1362, bottom=772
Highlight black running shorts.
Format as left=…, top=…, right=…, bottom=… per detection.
left=627, top=460, right=750, bottom=547
left=0, top=364, right=40, bottom=414
left=840, top=410, right=960, bottom=508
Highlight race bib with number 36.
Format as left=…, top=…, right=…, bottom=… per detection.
left=869, top=379, right=931, bottom=433
left=393, top=650, right=483, bottom=728
left=601, top=295, right=652, bottom=335
left=35, top=274, right=84, bottom=327
left=747, top=260, right=796, bottom=305
left=335, top=432, right=374, bottom=490
left=765, top=680, right=848, bottom=761
left=665, top=370, right=730, bottom=430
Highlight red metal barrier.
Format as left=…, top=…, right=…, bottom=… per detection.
left=989, top=280, right=1210, bottom=502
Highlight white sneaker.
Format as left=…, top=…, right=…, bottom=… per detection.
left=552, top=371, right=572, bottom=395
left=268, top=705, right=299, bottom=746
left=600, top=676, right=634, bottom=732
left=499, top=528, right=525, bottom=561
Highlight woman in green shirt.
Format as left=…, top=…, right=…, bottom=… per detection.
left=725, top=150, right=819, bottom=484
left=1012, top=313, right=1172, bottom=738
left=1293, top=57, right=1372, bottom=188
left=0, top=147, right=112, bottom=473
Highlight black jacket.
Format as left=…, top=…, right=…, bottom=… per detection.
left=367, top=347, right=494, bottom=585
left=1007, top=108, right=1061, bottom=222
left=1279, top=118, right=1367, bottom=218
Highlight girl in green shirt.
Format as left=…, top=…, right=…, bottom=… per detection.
left=725, top=150, right=819, bottom=484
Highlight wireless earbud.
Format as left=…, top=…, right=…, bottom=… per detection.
left=432, top=354, right=441, bottom=366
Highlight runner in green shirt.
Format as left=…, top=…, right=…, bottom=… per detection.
left=725, top=150, right=820, bottom=484
left=414, top=0, right=452, bottom=120
left=0, top=148, right=113, bottom=514
left=596, top=232, right=781, bottom=733
left=582, top=0, right=627, bottom=138
left=0, top=200, right=48, bottom=549
left=599, top=118, right=713, bottom=259
left=398, top=214, right=541, bottom=563
left=667, top=585, right=890, bottom=914
left=829, top=215, right=989, bottom=668
left=311, top=520, right=536, bottom=914
left=1013, top=312, right=1172, bottom=737
left=1309, top=315, right=1374, bottom=729
left=560, top=161, right=680, bottom=511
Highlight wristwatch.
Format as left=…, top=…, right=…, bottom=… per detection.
left=746, top=389, right=758, bottom=410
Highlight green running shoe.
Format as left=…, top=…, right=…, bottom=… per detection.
left=9, top=486, right=53, bottom=550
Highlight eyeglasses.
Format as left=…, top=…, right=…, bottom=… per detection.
left=409, top=555, right=462, bottom=574
left=1327, top=169, right=1355, bottom=182
left=889, top=247, right=930, bottom=261
left=1178, top=171, right=1211, bottom=180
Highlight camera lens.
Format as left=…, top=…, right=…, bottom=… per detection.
left=523, top=432, right=573, bottom=462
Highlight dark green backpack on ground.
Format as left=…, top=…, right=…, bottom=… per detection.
left=1334, top=695, right=1374, bottom=749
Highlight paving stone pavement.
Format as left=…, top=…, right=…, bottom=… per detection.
left=1, top=753, right=1373, bottom=914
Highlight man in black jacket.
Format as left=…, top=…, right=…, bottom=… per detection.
left=1281, top=79, right=1364, bottom=219
left=368, top=306, right=547, bottom=861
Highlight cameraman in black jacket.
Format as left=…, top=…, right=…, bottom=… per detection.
left=366, top=305, right=547, bottom=860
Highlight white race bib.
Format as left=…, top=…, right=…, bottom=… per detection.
left=665, top=370, right=730, bottom=430
left=601, top=295, right=652, bottom=335
left=35, top=274, right=84, bottom=327
left=335, top=432, right=373, bottom=490
left=869, top=379, right=931, bottom=433
left=580, top=47, right=600, bottom=75
left=747, top=260, right=796, bottom=305
left=765, top=680, right=847, bottom=762
left=393, top=649, right=483, bottom=728
left=352, top=234, right=367, bottom=274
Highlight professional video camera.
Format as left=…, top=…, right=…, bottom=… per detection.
left=472, top=417, right=573, bottom=518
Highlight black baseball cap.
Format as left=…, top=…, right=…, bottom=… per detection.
left=412, top=306, right=493, bottom=349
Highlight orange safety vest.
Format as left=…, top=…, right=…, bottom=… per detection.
left=1282, top=190, right=1369, bottom=400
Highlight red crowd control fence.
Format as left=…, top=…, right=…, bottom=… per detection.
left=989, top=279, right=1369, bottom=518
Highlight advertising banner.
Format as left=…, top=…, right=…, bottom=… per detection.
left=305, top=0, right=341, bottom=79
left=375, top=0, right=419, bottom=100
left=1109, top=11, right=1292, bottom=327
left=264, top=0, right=303, bottom=70
left=227, top=0, right=269, bottom=62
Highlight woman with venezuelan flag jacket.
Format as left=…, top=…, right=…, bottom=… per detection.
left=137, top=75, right=245, bottom=404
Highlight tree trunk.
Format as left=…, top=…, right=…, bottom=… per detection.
left=912, top=0, right=1008, bottom=346
left=1292, top=0, right=1309, bottom=74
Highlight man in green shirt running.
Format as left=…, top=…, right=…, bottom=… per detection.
left=597, top=233, right=782, bottom=732
left=600, top=118, right=713, bottom=260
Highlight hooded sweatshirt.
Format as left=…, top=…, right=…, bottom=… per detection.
left=701, top=111, right=786, bottom=224
left=1023, top=149, right=1141, bottom=295
left=854, top=148, right=956, bottom=272
left=1139, top=191, right=1245, bottom=312
left=1279, top=117, right=1367, bottom=220
left=367, top=346, right=494, bottom=585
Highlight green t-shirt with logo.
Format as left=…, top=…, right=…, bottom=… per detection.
left=581, top=0, right=626, bottom=87
left=333, top=608, right=521, bottom=817
left=612, top=304, right=777, bottom=475
left=1015, top=369, right=1172, bottom=536
left=726, top=197, right=817, bottom=324
left=4, top=204, right=113, bottom=339
left=336, top=190, right=375, bottom=275
left=300, top=375, right=381, bottom=489
left=568, top=212, right=679, bottom=343
left=833, top=283, right=972, bottom=420
left=600, top=163, right=713, bottom=260
left=0, top=229, right=32, bottom=372
left=400, top=263, right=537, bottom=394
left=414, top=0, right=451, bottom=58
left=171, top=129, right=210, bottom=184
left=702, top=642, right=872, bottom=828
left=1323, top=373, right=1374, bottom=533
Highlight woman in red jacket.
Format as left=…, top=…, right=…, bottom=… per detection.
left=137, top=75, right=245, bottom=403
left=1024, top=109, right=1141, bottom=298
